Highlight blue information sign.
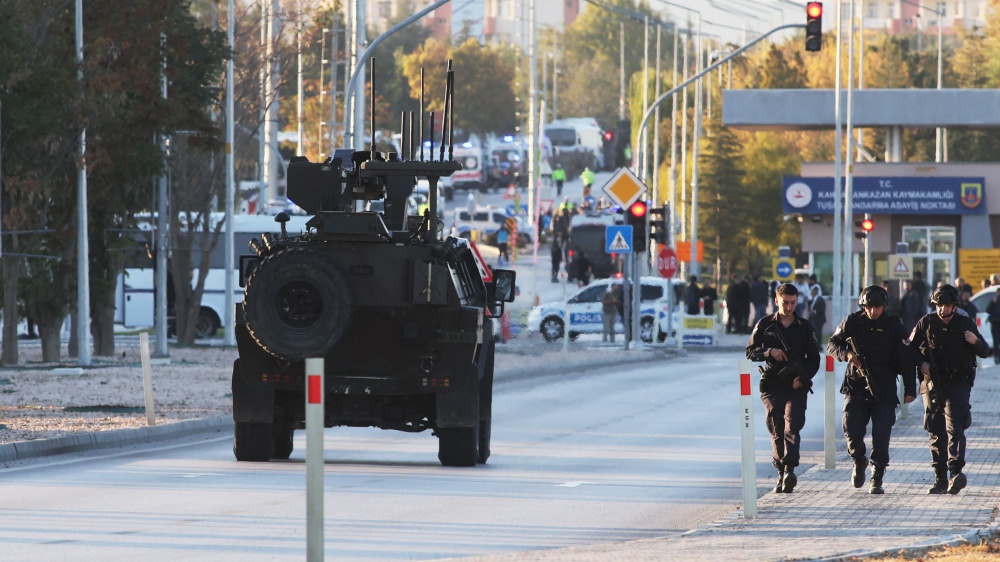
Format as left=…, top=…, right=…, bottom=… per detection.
left=606, top=225, right=633, bottom=254
left=782, top=176, right=986, bottom=215
left=775, top=260, right=794, bottom=280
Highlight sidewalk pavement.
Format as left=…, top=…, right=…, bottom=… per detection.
left=464, top=346, right=1000, bottom=562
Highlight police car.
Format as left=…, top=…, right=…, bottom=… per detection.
left=526, top=277, right=684, bottom=343
left=971, top=285, right=998, bottom=349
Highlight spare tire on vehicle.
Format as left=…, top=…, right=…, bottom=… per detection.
left=243, top=247, right=353, bottom=360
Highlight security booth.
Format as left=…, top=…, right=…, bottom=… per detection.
left=722, top=88, right=1000, bottom=295
left=788, top=161, right=999, bottom=291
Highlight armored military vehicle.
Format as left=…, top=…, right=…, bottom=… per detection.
left=232, top=64, right=515, bottom=467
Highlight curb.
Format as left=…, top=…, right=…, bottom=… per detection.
left=0, top=415, right=231, bottom=464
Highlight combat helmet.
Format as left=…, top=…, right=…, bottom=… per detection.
left=930, top=284, right=960, bottom=306
left=859, top=284, right=888, bottom=307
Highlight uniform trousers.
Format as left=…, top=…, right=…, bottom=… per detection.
left=842, top=394, right=896, bottom=468
left=761, top=387, right=808, bottom=469
left=922, top=379, right=972, bottom=474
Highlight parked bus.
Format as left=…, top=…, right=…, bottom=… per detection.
left=115, top=213, right=312, bottom=339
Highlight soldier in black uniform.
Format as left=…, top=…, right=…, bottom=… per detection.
left=827, top=285, right=916, bottom=494
left=910, top=284, right=991, bottom=494
left=746, top=283, right=821, bottom=493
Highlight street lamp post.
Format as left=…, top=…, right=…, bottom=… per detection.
left=900, top=0, right=944, bottom=160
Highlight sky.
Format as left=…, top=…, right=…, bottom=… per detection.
left=586, top=0, right=811, bottom=48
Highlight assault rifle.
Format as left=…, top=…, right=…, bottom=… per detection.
left=919, top=342, right=945, bottom=411
left=763, top=324, right=813, bottom=393
left=845, top=336, right=880, bottom=401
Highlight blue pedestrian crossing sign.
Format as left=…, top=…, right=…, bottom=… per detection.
left=606, top=225, right=633, bottom=254
left=773, top=258, right=795, bottom=281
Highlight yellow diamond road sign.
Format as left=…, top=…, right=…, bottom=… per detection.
left=601, top=167, right=647, bottom=209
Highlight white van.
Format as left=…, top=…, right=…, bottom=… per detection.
left=545, top=117, right=606, bottom=170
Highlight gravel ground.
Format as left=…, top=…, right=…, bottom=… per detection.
left=0, top=343, right=235, bottom=444
left=0, top=337, right=639, bottom=445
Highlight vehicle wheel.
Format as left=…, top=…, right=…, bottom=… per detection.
left=540, top=316, right=564, bottom=342
left=194, top=308, right=220, bottom=339
left=657, top=329, right=667, bottom=343
left=234, top=422, right=273, bottom=462
left=243, top=248, right=353, bottom=360
left=438, top=422, right=479, bottom=467
left=271, top=421, right=294, bottom=460
left=640, top=316, right=656, bottom=343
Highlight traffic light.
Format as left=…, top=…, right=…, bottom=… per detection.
left=602, top=131, right=615, bottom=170
left=649, top=206, right=669, bottom=244
left=805, top=2, right=823, bottom=52
left=854, top=216, right=874, bottom=239
left=627, top=200, right=648, bottom=252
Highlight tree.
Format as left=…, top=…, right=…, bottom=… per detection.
left=401, top=38, right=517, bottom=138
left=0, top=0, right=80, bottom=363
left=697, top=116, right=748, bottom=284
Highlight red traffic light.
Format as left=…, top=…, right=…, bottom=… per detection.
left=629, top=200, right=648, bottom=218
left=603, top=131, right=614, bottom=141
left=805, top=1, right=823, bottom=52
left=861, top=218, right=874, bottom=232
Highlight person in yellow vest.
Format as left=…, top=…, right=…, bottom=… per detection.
left=581, top=166, right=595, bottom=198
left=552, top=163, right=567, bottom=196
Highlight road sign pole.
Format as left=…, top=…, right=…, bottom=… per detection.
left=632, top=254, right=642, bottom=349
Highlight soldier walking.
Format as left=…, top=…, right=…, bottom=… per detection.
left=827, top=285, right=916, bottom=494
left=910, top=284, right=991, bottom=494
left=746, top=283, right=821, bottom=494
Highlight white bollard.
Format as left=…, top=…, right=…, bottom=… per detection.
left=824, top=355, right=836, bottom=469
left=898, top=374, right=908, bottom=419
left=139, top=332, right=155, bottom=427
left=306, top=358, right=325, bottom=562
left=738, top=359, right=757, bottom=519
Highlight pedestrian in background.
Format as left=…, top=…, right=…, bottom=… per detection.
left=581, top=166, right=595, bottom=198
left=702, top=282, right=718, bottom=317
left=910, top=284, right=991, bottom=495
left=550, top=237, right=562, bottom=283
left=809, top=285, right=826, bottom=349
left=746, top=283, right=821, bottom=494
left=736, top=275, right=753, bottom=333
left=986, top=291, right=1000, bottom=364
left=827, top=285, right=915, bottom=495
left=496, top=225, right=510, bottom=266
left=552, top=163, right=567, bottom=196
left=959, top=288, right=978, bottom=318
left=882, top=280, right=901, bottom=318
left=752, top=275, right=770, bottom=325
left=912, top=270, right=929, bottom=313
left=793, top=273, right=811, bottom=318
left=685, top=276, right=701, bottom=315
left=601, top=286, right=620, bottom=343
left=900, top=280, right=922, bottom=333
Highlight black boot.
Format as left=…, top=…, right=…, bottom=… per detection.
left=782, top=467, right=797, bottom=493
left=869, top=463, right=885, bottom=495
left=852, top=457, right=868, bottom=489
left=948, top=470, right=967, bottom=495
left=774, top=468, right=785, bottom=493
left=928, top=468, right=948, bottom=494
